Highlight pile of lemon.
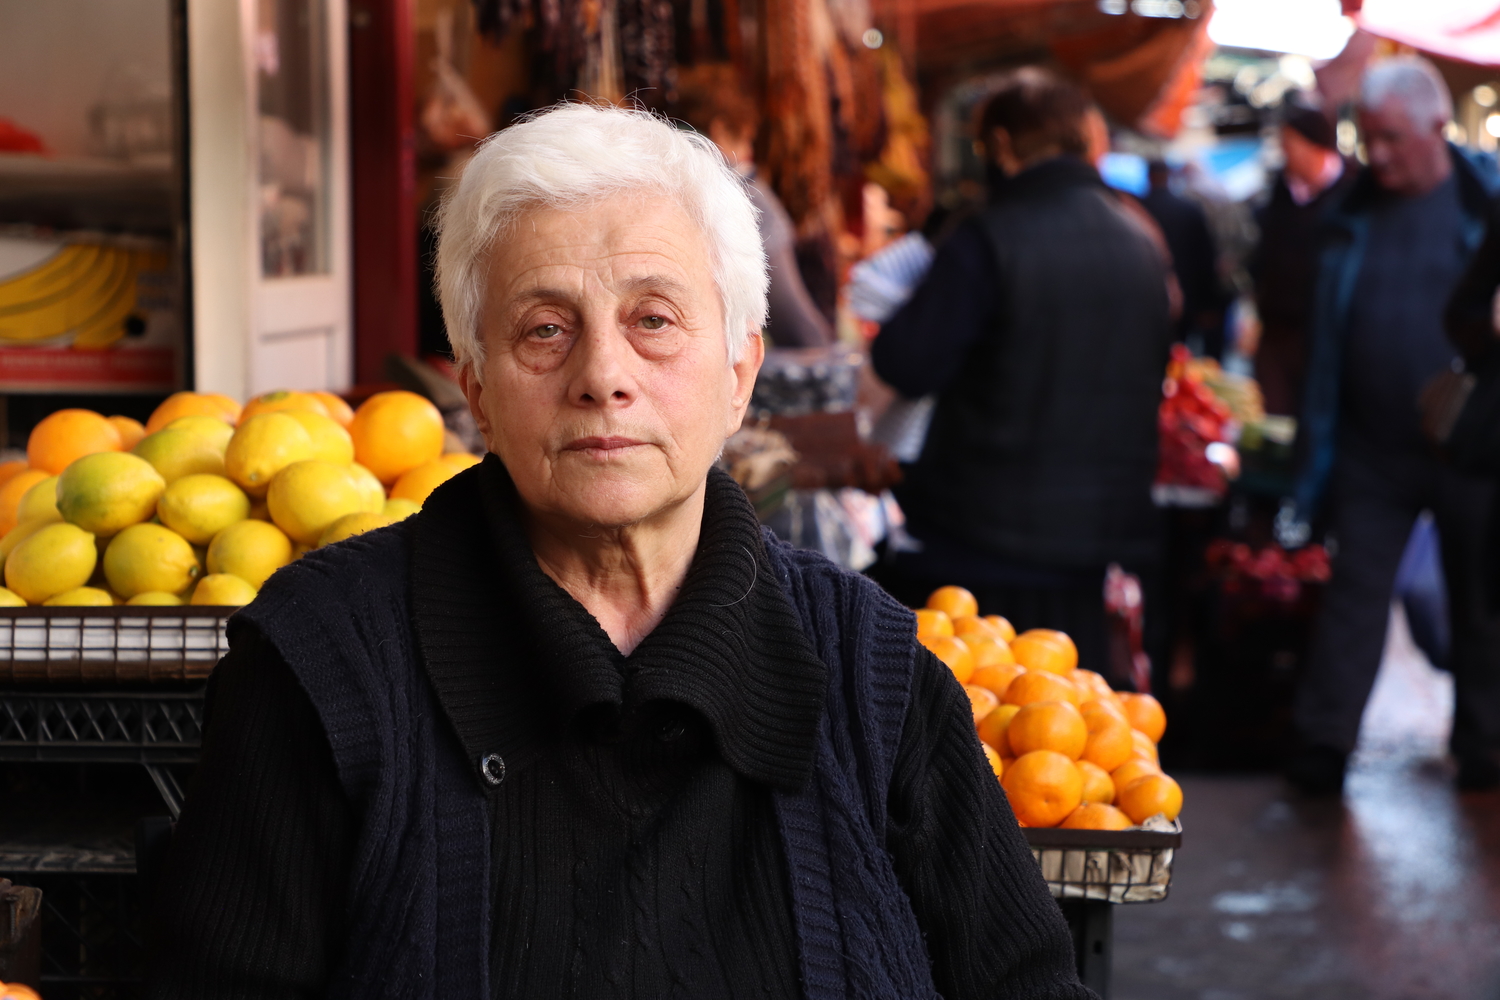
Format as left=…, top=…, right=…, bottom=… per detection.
left=916, top=585, right=1182, bottom=831
left=0, top=389, right=477, bottom=608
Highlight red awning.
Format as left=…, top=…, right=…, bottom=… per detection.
left=1356, top=0, right=1500, bottom=68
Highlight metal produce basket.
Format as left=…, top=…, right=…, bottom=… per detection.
left=0, top=606, right=233, bottom=686
left=1025, top=823, right=1182, bottom=903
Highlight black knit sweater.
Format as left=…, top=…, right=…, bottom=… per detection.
left=147, top=462, right=1090, bottom=1000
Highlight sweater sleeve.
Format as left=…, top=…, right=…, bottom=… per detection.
left=887, top=648, right=1095, bottom=1000
left=146, top=625, right=354, bottom=1000
left=870, top=219, right=997, bottom=399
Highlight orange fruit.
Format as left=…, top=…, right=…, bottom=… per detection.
left=977, top=703, right=1020, bottom=753
left=0, top=982, right=43, bottom=1000
left=1081, top=715, right=1134, bottom=772
left=1110, top=758, right=1162, bottom=792
left=441, top=452, right=482, bottom=470
left=926, top=585, right=978, bottom=619
left=311, top=391, right=355, bottom=428
left=0, top=469, right=50, bottom=536
left=0, top=460, right=28, bottom=491
left=914, top=607, right=953, bottom=639
left=981, top=741, right=1004, bottom=780
left=389, top=459, right=461, bottom=506
left=349, top=390, right=445, bottom=484
left=1010, top=628, right=1078, bottom=675
left=964, top=633, right=1015, bottom=669
left=240, top=390, right=330, bottom=423
left=953, top=615, right=997, bottom=640
left=1061, top=802, right=1133, bottom=830
left=146, top=392, right=239, bottom=433
left=27, top=409, right=123, bottom=474
left=1002, top=669, right=1080, bottom=707
left=921, top=633, right=974, bottom=685
left=970, top=661, right=1025, bottom=700
left=1131, top=729, right=1159, bottom=764
left=1077, top=759, right=1116, bottom=803
left=1002, top=750, right=1083, bottom=828
left=1117, top=772, right=1182, bottom=824
left=985, top=614, right=1017, bottom=642
left=1007, top=700, right=1088, bottom=759
left=1074, top=668, right=1114, bottom=701
left=964, top=684, right=1000, bottom=726
left=1120, top=692, right=1167, bottom=742
left=1082, top=698, right=1127, bottom=725
left=107, top=415, right=148, bottom=450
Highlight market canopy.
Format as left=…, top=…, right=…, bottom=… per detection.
left=1355, top=0, right=1500, bottom=68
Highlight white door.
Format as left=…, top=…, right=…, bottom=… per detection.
left=246, top=0, right=351, bottom=394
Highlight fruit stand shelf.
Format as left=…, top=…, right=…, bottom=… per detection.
left=0, top=607, right=233, bottom=686
left=1025, top=824, right=1182, bottom=904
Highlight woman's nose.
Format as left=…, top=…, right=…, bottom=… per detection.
left=567, top=323, right=637, bottom=406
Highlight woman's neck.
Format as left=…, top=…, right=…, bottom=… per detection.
left=524, top=484, right=705, bottom=655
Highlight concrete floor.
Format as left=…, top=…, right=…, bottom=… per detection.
left=1112, top=606, right=1500, bottom=1000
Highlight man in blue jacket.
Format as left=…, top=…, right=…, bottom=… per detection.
left=1283, top=57, right=1500, bottom=793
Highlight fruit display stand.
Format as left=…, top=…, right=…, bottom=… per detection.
left=0, top=606, right=228, bottom=998
left=1026, top=822, right=1182, bottom=998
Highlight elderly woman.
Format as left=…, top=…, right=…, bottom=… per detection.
left=148, top=104, right=1091, bottom=1000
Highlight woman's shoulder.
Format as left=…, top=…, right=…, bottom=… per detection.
left=760, top=527, right=918, bottom=640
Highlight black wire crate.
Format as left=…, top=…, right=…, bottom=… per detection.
left=0, top=871, right=144, bottom=1000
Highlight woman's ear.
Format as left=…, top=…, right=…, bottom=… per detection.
left=457, top=363, right=494, bottom=446
left=727, top=330, right=765, bottom=434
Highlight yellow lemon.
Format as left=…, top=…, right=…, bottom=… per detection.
left=103, top=523, right=200, bottom=598
left=127, top=590, right=183, bottom=606
left=442, top=452, right=482, bottom=470
left=0, top=587, right=25, bottom=607
left=348, top=463, right=387, bottom=513
left=224, top=413, right=315, bottom=497
left=16, top=476, right=59, bottom=523
left=383, top=497, right=421, bottom=521
left=0, top=519, right=56, bottom=570
left=44, top=586, right=114, bottom=607
left=389, top=459, right=460, bottom=506
left=318, top=511, right=392, bottom=547
left=56, top=452, right=165, bottom=537
left=287, top=410, right=355, bottom=465
left=133, top=427, right=228, bottom=482
left=207, top=519, right=292, bottom=589
left=191, top=573, right=258, bottom=606
left=5, top=522, right=97, bottom=604
left=163, top=415, right=235, bottom=452
left=266, top=460, right=366, bottom=545
left=157, top=474, right=250, bottom=545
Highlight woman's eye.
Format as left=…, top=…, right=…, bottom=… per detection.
left=533, top=324, right=561, bottom=339
left=639, top=315, right=667, bottom=330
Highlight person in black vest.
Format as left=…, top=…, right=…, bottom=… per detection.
left=870, top=67, right=1173, bottom=677
left=145, top=103, right=1092, bottom=1000
left=1249, top=99, right=1357, bottom=418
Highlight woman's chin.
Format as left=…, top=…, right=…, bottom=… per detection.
left=539, top=471, right=696, bottom=530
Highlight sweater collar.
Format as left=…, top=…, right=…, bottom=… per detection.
left=411, top=455, right=828, bottom=793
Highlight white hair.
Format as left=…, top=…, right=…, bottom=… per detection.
left=433, top=102, right=769, bottom=374
left=1361, top=56, right=1453, bottom=127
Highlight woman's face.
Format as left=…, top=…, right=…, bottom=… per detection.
left=461, top=191, right=763, bottom=531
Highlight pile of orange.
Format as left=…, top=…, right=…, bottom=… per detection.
left=917, top=585, right=1182, bottom=831
left=0, top=388, right=478, bottom=608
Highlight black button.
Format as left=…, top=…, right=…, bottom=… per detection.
left=479, top=752, right=506, bottom=787
left=656, top=720, right=688, bottom=743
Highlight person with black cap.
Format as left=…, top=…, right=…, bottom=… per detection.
left=1249, top=98, right=1357, bottom=418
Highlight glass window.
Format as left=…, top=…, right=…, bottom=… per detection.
left=256, top=0, right=330, bottom=277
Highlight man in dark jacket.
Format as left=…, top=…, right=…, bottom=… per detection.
left=1250, top=100, right=1358, bottom=417
left=1283, top=57, right=1500, bottom=793
left=1142, top=160, right=1226, bottom=356
left=870, top=67, right=1172, bottom=675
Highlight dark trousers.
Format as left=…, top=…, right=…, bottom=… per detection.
left=1294, top=451, right=1500, bottom=758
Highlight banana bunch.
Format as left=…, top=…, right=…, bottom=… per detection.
left=0, top=243, right=166, bottom=349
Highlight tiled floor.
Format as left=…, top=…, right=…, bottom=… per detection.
left=1112, top=606, right=1500, bottom=1000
